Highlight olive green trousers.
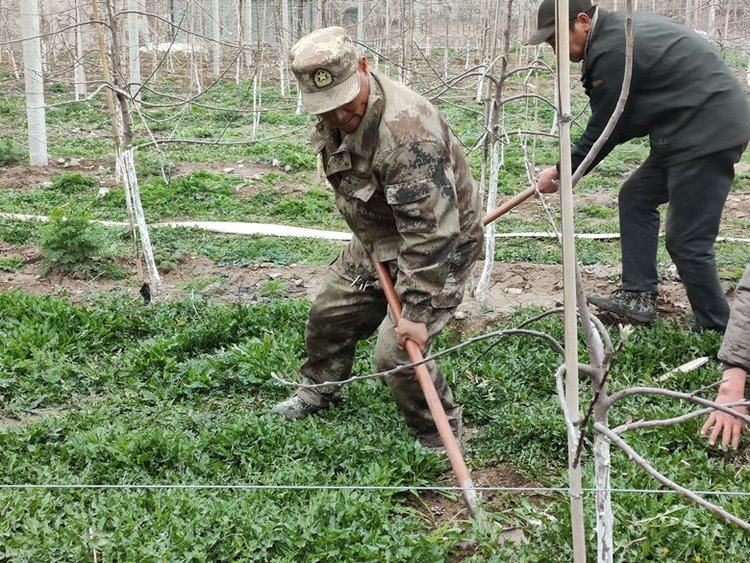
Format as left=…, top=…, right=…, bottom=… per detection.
left=296, top=243, right=463, bottom=445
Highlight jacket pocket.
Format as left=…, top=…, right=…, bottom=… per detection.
left=385, top=180, right=437, bottom=233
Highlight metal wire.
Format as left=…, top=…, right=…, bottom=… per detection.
left=2, top=483, right=750, bottom=497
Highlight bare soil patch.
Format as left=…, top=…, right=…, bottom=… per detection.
left=405, top=464, right=549, bottom=560
left=1, top=154, right=728, bottom=335
left=0, top=238, right=695, bottom=327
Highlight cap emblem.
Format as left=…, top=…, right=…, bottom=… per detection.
left=313, top=69, right=333, bottom=88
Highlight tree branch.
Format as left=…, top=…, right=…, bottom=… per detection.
left=594, top=422, right=750, bottom=531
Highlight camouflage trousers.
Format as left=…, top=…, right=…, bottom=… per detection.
left=296, top=241, right=463, bottom=445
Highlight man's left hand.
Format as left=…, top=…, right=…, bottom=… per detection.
left=395, top=318, right=428, bottom=351
left=700, top=367, right=748, bottom=450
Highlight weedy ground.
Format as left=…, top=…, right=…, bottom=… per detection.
left=0, top=50, right=749, bottom=561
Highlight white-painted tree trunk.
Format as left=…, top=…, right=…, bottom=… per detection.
left=190, top=9, right=203, bottom=94
left=383, top=0, right=390, bottom=73
left=475, top=61, right=486, bottom=103
left=100, top=0, right=160, bottom=295
left=128, top=0, right=141, bottom=102
left=74, top=0, right=87, bottom=100
left=252, top=74, right=260, bottom=140
left=475, top=0, right=513, bottom=302
left=474, top=139, right=502, bottom=299
left=357, top=0, right=364, bottom=43
left=443, top=12, right=449, bottom=79
left=119, top=148, right=161, bottom=292
left=399, top=0, right=407, bottom=83
left=212, top=0, right=221, bottom=78
left=707, top=0, right=718, bottom=39
left=6, top=48, right=20, bottom=79
left=235, top=0, right=242, bottom=83
left=594, top=433, right=614, bottom=563
left=549, top=86, right=559, bottom=135
left=279, top=0, right=290, bottom=96
left=244, top=0, right=253, bottom=70
left=20, top=0, right=48, bottom=167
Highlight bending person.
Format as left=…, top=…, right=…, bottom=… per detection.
left=528, top=0, right=750, bottom=331
left=271, top=27, right=484, bottom=449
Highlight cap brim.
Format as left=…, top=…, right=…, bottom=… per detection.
left=300, top=71, right=360, bottom=115
left=525, top=25, right=555, bottom=45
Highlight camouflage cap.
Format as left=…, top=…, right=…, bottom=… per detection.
left=289, top=27, right=360, bottom=115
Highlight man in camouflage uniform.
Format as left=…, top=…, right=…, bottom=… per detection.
left=271, top=26, right=484, bottom=447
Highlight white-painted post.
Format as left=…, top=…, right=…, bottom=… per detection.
left=555, top=0, right=586, bottom=560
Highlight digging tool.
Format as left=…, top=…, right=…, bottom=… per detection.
left=367, top=186, right=537, bottom=519
left=371, top=259, right=483, bottom=521
left=483, top=185, right=537, bottom=226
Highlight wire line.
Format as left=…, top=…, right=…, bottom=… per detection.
left=2, top=483, right=750, bottom=497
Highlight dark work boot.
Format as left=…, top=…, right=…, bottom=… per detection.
left=417, top=410, right=464, bottom=454
left=270, top=395, right=325, bottom=419
left=588, top=289, right=657, bottom=324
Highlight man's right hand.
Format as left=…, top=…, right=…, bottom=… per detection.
left=536, top=166, right=560, bottom=194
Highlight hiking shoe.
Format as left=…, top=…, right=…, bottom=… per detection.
left=418, top=418, right=464, bottom=454
left=270, top=396, right=324, bottom=419
left=422, top=444, right=447, bottom=456
left=588, top=289, right=657, bottom=324
left=691, top=321, right=726, bottom=335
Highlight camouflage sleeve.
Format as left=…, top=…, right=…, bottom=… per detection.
left=377, top=140, right=460, bottom=323
left=718, top=265, right=750, bottom=372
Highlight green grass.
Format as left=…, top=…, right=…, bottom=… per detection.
left=0, top=217, right=343, bottom=271
left=0, top=217, right=39, bottom=245
left=0, top=256, right=23, bottom=272
left=148, top=228, right=342, bottom=267
left=0, top=171, right=346, bottom=229
left=0, top=293, right=455, bottom=560
left=1, top=293, right=748, bottom=560
left=0, top=57, right=749, bottom=561
left=257, top=278, right=289, bottom=298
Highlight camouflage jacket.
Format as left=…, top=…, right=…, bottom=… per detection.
left=310, top=71, right=484, bottom=323
left=719, top=266, right=750, bottom=373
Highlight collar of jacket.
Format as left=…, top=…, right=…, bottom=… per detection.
left=311, top=73, right=384, bottom=177
left=582, top=6, right=600, bottom=63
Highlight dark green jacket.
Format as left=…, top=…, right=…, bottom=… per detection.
left=572, top=9, right=750, bottom=174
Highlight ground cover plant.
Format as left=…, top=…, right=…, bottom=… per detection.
left=1, top=292, right=749, bottom=560
left=1, top=43, right=749, bottom=561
